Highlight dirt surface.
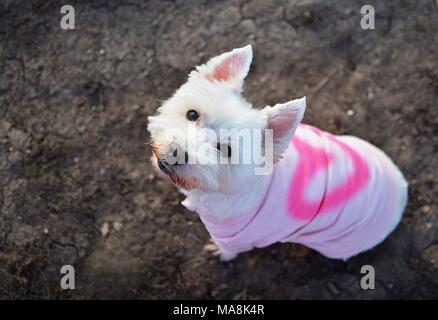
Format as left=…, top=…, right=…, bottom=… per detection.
left=0, top=0, right=437, bottom=299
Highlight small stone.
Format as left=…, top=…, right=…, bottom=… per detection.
left=133, top=193, right=147, bottom=206
left=9, top=128, right=28, bottom=146
left=43, top=228, right=49, bottom=234
left=260, top=75, right=269, bottom=83
left=0, top=119, right=11, bottom=136
left=247, top=256, right=257, bottom=268
left=130, top=245, right=143, bottom=254
left=131, top=170, right=141, bottom=179
left=240, top=19, right=256, bottom=34
left=113, top=221, right=123, bottom=231
left=101, top=222, right=109, bottom=237
left=422, top=205, right=431, bottom=213
left=211, top=284, right=228, bottom=297
left=346, top=109, right=355, bottom=116
left=422, top=245, right=438, bottom=269
left=99, top=49, right=106, bottom=55
left=135, top=210, right=146, bottom=221
left=328, top=282, right=340, bottom=295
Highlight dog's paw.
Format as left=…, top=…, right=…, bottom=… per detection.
left=219, top=251, right=238, bottom=262
left=203, top=241, right=237, bottom=262
left=203, top=243, right=222, bottom=256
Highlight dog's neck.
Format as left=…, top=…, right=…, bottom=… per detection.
left=182, top=172, right=274, bottom=220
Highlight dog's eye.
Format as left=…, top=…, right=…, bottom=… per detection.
left=217, top=143, right=232, bottom=158
left=186, top=110, right=199, bottom=121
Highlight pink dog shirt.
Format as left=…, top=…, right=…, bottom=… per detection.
left=183, top=124, right=408, bottom=259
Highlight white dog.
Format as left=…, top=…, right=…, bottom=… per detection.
left=148, top=45, right=408, bottom=261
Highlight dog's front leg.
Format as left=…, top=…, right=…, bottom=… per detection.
left=203, top=239, right=238, bottom=262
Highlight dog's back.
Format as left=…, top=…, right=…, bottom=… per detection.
left=196, top=123, right=408, bottom=260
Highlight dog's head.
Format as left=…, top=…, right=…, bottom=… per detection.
left=147, top=45, right=306, bottom=191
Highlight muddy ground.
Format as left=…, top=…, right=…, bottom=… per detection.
left=0, top=0, right=437, bottom=299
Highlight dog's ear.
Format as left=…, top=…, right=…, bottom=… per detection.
left=195, top=45, right=253, bottom=92
left=263, top=97, right=306, bottom=162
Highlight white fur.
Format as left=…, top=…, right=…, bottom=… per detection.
left=147, top=45, right=306, bottom=258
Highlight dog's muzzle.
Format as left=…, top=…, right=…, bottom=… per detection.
left=156, top=148, right=189, bottom=172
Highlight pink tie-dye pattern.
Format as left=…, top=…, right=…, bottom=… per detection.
left=287, top=125, right=370, bottom=220
left=186, top=124, right=407, bottom=259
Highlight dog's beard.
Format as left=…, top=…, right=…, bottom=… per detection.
left=150, top=142, right=223, bottom=191
left=152, top=156, right=215, bottom=191
left=163, top=166, right=198, bottom=190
